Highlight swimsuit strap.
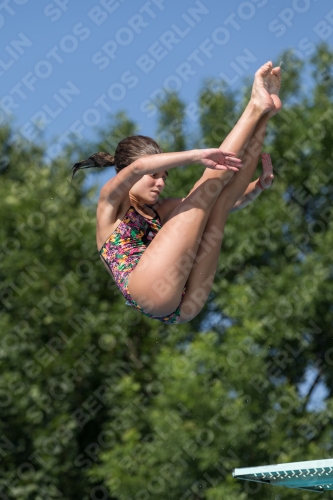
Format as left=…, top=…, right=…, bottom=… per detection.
left=145, top=205, right=161, bottom=221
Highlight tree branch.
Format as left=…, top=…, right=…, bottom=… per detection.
left=302, top=369, right=322, bottom=412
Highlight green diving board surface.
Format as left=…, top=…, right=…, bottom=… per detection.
left=233, top=458, right=333, bottom=493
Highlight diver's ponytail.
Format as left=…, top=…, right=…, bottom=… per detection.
left=71, top=152, right=115, bottom=180
left=72, top=135, right=163, bottom=180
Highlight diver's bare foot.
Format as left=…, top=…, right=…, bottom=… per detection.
left=267, top=66, right=282, bottom=117
left=250, top=61, right=275, bottom=115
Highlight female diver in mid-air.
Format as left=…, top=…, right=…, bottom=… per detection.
left=72, top=61, right=281, bottom=324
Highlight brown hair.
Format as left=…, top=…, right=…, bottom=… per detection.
left=71, top=135, right=163, bottom=179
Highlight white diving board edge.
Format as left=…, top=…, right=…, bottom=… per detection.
left=232, top=458, right=333, bottom=493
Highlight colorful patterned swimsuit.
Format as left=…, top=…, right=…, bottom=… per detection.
left=99, top=206, right=185, bottom=324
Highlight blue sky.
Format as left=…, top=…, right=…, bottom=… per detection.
left=1, top=0, right=332, bottom=168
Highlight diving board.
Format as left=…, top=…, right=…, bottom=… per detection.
left=233, top=458, right=333, bottom=493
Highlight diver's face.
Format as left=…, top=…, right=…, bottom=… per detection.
left=130, top=171, right=167, bottom=204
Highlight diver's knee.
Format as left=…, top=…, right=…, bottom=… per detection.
left=178, top=301, right=203, bottom=323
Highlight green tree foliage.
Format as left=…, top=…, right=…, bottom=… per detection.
left=1, top=45, right=333, bottom=500
left=0, top=122, right=182, bottom=499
